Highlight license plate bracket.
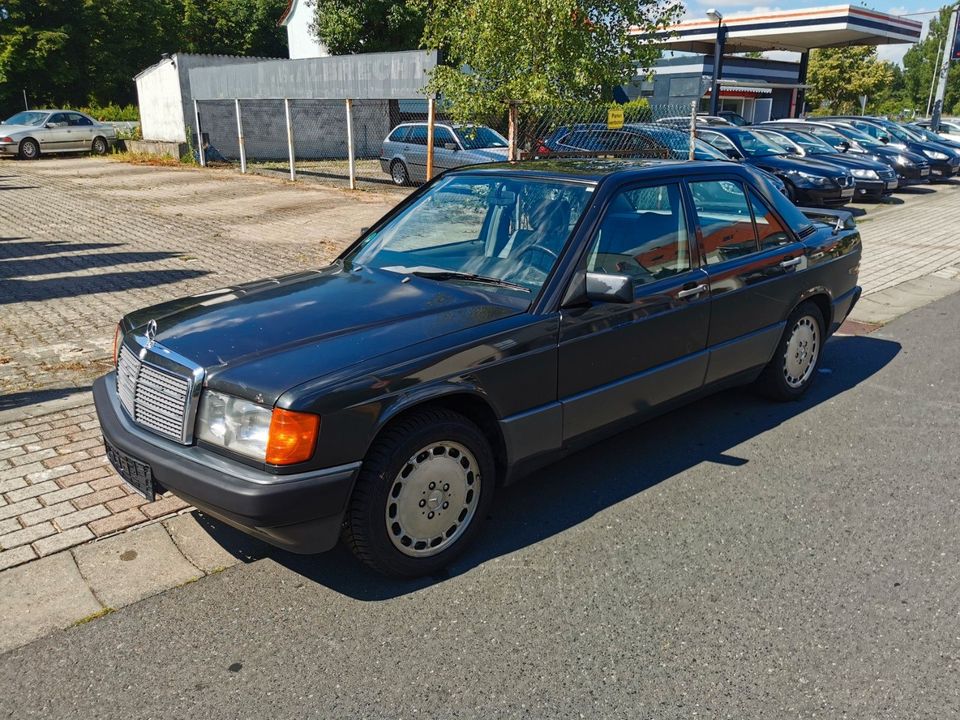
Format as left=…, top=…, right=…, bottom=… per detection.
left=104, top=441, right=155, bottom=501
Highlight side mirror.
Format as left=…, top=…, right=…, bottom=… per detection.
left=443, top=142, right=458, bottom=151
left=879, top=135, right=889, bottom=144
left=724, top=148, right=740, bottom=160
left=46, top=122, right=57, bottom=128
left=359, top=226, right=370, bottom=235
left=839, top=141, right=850, bottom=152
left=585, top=272, right=633, bottom=304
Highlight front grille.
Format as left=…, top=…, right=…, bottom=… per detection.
left=837, top=176, right=853, bottom=188
left=117, top=344, right=193, bottom=443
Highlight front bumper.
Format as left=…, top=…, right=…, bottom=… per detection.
left=852, top=178, right=894, bottom=199
left=0, top=142, right=18, bottom=156
left=929, top=161, right=959, bottom=179
left=93, top=375, right=360, bottom=554
left=797, top=184, right=855, bottom=206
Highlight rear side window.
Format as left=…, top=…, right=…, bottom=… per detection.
left=388, top=126, right=409, bottom=143
left=749, top=190, right=790, bottom=249
left=689, top=180, right=758, bottom=263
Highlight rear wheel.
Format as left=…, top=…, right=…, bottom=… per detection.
left=343, top=408, right=495, bottom=577
left=390, top=159, right=409, bottom=186
left=756, top=301, right=825, bottom=401
left=91, top=136, right=109, bottom=155
left=18, top=138, right=39, bottom=160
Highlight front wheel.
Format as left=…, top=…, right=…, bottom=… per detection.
left=343, top=408, right=496, bottom=578
left=18, top=138, right=39, bottom=160
left=756, top=301, right=825, bottom=401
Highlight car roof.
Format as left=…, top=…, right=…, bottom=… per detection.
left=448, top=157, right=739, bottom=182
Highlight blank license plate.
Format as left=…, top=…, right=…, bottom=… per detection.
left=104, top=440, right=155, bottom=501
left=886, top=180, right=898, bottom=189
left=841, top=188, right=854, bottom=198
left=921, top=168, right=930, bottom=176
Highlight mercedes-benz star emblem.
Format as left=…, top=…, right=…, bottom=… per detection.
left=145, top=319, right=158, bottom=347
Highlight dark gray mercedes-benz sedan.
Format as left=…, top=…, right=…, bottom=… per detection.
left=94, top=159, right=862, bottom=577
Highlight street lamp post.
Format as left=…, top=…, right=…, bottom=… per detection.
left=707, top=9, right=727, bottom=117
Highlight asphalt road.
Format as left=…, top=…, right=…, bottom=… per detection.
left=3, top=292, right=959, bottom=719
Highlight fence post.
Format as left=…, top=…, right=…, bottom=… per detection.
left=426, top=97, right=436, bottom=181
left=688, top=100, right=697, bottom=161
left=193, top=99, right=206, bottom=167
left=345, top=98, right=356, bottom=190
left=235, top=98, right=246, bottom=174
left=284, top=98, right=296, bottom=181
left=508, top=102, right=518, bottom=162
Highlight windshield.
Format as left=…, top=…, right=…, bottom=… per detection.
left=881, top=122, right=919, bottom=143
left=454, top=126, right=508, bottom=150
left=736, top=130, right=792, bottom=157
left=4, top=111, right=48, bottom=126
left=345, top=174, right=593, bottom=294
left=765, top=128, right=837, bottom=154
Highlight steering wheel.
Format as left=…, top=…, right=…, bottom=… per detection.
left=515, top=243, right=560, bottom=262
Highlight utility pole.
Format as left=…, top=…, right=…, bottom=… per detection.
left=927, top=37, right=944, bottom=117
left=931, top=5, right=960, bottom=131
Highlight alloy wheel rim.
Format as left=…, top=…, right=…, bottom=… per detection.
left=24, top=142, right=37, bottom=158
left=392, top=163, right=406, bottom=184
left=385, top=441, right=481, bottom=558
left=783, top=315, right=820, bottom=388
left=93, top=139, right=106, bottom=154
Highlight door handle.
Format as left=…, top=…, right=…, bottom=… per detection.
left=779, top=257, right=802, bottom=269
left=677, top=283, right=708, bottom=299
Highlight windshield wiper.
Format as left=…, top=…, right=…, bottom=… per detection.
left=409, top=268, right=530, bottom=293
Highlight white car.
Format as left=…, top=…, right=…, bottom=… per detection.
left=0, top=109, right=117, bottom=160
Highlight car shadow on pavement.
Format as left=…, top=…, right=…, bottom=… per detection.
left=0, top=270, right=210, bottom=304
left=195, top=333, right=901, bottom=599
left=0, top=239, right=123, bottom=258
left=0, top=386, right=91, bottom=412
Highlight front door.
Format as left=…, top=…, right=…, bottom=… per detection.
left=686, top=177, right=808, bottom=383
left=38, top=112, right=73, bottom=153
left=558, top=181, right=711, bottom=443
left=431, top=126, right=460, bottom=172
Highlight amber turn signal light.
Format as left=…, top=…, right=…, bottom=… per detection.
left=265, top=408, right=320, bottom=465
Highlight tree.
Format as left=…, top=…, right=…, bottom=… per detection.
left=416, top=0, right=684, bottom=119
left=182, top=0, right=288, bottom=57
left=806, top=46, right=892, bottom=114
left=311, top=0, right=425, bottom=54
left=902, top=5, right=960, bottom=115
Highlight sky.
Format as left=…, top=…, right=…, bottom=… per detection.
left=677, top=0, right=941, bottom=65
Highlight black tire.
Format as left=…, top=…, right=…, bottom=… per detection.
left=783, top=180, right=798, bottom=204
left=91, top=136, right=109, bottom=155
left=756, top=301, right=825, bottom=401
left=343, top=408, right=496, bottom=578
left=390, top=159, right=409, bottom=186
left=18, top=138, right=39, bottom=160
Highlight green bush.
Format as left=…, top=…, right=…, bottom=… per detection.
left=67, top=103, right=140, bottom=122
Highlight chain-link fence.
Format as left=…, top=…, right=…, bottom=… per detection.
left=192, top=98, right=699, bottom=191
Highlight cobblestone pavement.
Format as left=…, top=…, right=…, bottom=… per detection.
left=0, top=157, right=402, bottom=397
left=1, top=158, right=959, bottom=570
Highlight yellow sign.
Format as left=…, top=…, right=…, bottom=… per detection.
left=607, top=107, right=624, bottom=130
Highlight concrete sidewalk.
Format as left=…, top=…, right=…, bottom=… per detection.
left=0, top=510, right=268, bottom=654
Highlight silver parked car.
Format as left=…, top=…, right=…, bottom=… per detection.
left=379, top=122, right=509, bottom=185
left=0, top=109, right=117, bottom=160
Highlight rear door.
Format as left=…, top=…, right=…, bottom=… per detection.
left=687, top=176, right=808, bottom=383
left=558, top=180, right=711, bottom=442
left=66, top=112, right=95, bottom=150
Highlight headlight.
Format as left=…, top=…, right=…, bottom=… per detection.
left=788, top=170, right=830, bottom=185
left=196, top=390, right=319, bottom=465
left=894, top=155, right=915, bottom=167
left=850, top=169, right=879, bottom=180
left=923, top=149, right=949, bottom=161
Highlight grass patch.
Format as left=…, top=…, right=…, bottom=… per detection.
left=72, top=607, right=114, bottom=626
left=110, top=151, right=186, bottom=167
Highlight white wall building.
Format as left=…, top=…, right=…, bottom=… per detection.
left=279, top=0, right=330, bottom=59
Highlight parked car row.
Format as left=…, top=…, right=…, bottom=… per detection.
left=380, top=116, right=960, bottom=212
left=0, top=109, right=117, bottom=159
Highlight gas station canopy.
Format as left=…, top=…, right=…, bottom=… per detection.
left=638, top=4, right=922, bottom=54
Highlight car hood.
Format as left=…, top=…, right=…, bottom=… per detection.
left=462, top=147, right=510, bottom=162
left=0, top=124, right=38, bottom=136
left=746, top=154, right=849, bottom=178
left=806, top=153, right=890, bottom=173
left=123, top=264, right=527, bottom=404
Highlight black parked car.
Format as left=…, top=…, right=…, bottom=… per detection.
left=768, top=120, right=931, bottom=186
left=756, top=125, right=897, bottom=200
left=94, top=160, right=862, bottom=577
left=697, top=126, right=856, bottom=205
left=822, top=116, right=960, bottom=180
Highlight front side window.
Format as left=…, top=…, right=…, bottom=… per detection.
left=433, top=127, right=456, bottom=148
left=407, top=126, right=428, bottom=146
left=690, top=180, right=758, bottom=264
left=700, top=131, right=739, bottom=156
left=345, top=174, right=593, bottom=294
left=586, top=183, right=690, bottom=285
left=47, top=113, right=68, bottom=126
left=454, top=126, right=508, bottom=150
